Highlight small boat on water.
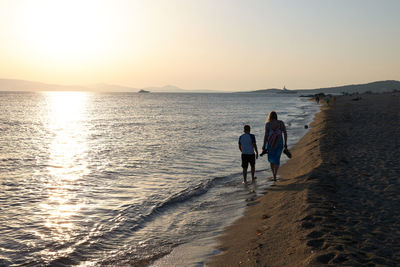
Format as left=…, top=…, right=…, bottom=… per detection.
left=138, top=89, right=150, bottom=93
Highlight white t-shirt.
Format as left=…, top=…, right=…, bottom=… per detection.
left=239, top=133, right=256, bottom=155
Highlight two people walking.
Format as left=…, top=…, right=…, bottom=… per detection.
left=239, top=111, right=288, bottom=183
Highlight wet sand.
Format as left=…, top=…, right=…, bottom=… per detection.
left=208, top=92, right=400, bottom=266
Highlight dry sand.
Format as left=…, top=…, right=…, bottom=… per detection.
left=208, top=92, right=400, bottom=266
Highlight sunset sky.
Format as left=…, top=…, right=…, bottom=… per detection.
left=0, top=0, right=399, bottom=91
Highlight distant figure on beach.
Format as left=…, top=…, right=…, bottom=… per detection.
left=238, top=125, right=259, bottom=183
left=333, top=96, right=337, bottom=105
left=262, top=111, right=287, bottom=181
left=326, top=97, right=330, bottom=105
left=315, top=95, right=320, bottom=104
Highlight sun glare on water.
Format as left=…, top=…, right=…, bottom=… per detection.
left=44, top=91, right=90, bottom=180
left=37, top=92, right=90, bottom=249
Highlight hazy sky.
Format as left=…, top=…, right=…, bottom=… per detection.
left=0, top=0, right=399, bottom=91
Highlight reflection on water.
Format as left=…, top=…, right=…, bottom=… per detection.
left=39, top=92, right=89, bottom=254
left=45, top=91, right=90, bottom=179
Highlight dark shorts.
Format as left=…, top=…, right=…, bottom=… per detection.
left=241, top=154, right=255, bottom=169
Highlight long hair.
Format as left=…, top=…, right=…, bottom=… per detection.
left=267, top=111, right=278, bottom=122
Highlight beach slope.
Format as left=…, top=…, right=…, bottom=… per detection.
left=208, top=92, right=400, bottom=266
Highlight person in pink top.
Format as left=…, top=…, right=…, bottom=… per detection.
left=262, top=111, right=288, bottom=181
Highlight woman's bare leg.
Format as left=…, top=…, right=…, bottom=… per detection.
left=273, top=164, right=280, bottom=181
left=270, top=163, right=276, bottom=180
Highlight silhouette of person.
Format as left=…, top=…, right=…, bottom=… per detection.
left=239, top=125, right=258, bottom=183
left=262, top=111, right=287, bottom=181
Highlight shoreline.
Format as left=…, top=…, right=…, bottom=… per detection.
left=208, top=92, right=400, bottom=266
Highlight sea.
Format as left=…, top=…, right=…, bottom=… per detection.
left=0, top=91, right=319, bottom=266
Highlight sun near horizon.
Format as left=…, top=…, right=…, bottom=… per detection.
left=0, top=0, right=399, bottom=91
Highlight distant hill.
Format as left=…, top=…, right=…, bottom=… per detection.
left=142, top=85, right=220, bottom=93
left=0, top=78, right=86, bottom=91
left=251, top=80, right=400, bottom=94
left=0, top=79, right=218, bottom=93
left=299, top=80, right=400, bottom=94
left=87, top=84, right=190, bottom=92
left=142, top=85, right=186, bottom=93
left=87, top=83, right=139, bottom=92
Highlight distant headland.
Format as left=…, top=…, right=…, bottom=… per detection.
left=247, top=80, right=400, bottom=95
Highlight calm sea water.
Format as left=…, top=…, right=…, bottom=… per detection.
left=0, top=92, right=319, bottom=266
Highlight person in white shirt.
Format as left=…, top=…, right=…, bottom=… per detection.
left=238, top=125, right=259, bottom=183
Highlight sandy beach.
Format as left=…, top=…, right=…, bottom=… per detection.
left=208, top=92, right=400, bottom=266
